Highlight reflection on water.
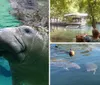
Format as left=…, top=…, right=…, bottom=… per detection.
left=50, top=44, right=100, bottom=85
left=51, top=24, right=100, bottom=31
left=51, top=24, right=100, bottom=42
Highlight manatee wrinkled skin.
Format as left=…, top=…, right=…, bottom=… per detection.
left=0, top=26, right=48, bottom=85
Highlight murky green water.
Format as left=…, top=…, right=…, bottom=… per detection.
left=0, top=0, right=21, bottom=85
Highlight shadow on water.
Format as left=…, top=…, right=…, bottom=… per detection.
left=50, top=44, right=100, bottom=85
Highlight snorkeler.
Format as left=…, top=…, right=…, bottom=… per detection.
left=69, top=49, right=75, bottom=57
left=55, top=45, right=58, bottom=48
left=53, top=44, right=75, bottom=57
left=76, top=28, right=100, bottom=42
left=59, top=49, right=75, bottom=57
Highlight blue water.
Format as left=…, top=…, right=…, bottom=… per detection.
left=50, top=44, right=100, bottom=85
left=0, top=0, right=21, bottom=28
left=0, top=57, right=12, bottom=85
left=0, top=0, right=21, bottom=85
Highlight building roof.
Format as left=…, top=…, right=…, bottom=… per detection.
left=64, top=13, right=88, bottom=17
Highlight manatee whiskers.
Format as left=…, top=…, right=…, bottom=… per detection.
left=13, top=35, right=25, bottom=52
left=0, top=26, right=48, bottom=85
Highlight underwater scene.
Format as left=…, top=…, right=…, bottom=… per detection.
left=50, top=44, right=100, bottom=85
left=0, top=0, right=21, bottom=28
left=0, top=57, right=12, bottom=85
left=0, top=0, right=21, bottom=85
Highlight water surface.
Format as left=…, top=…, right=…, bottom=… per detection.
left=51, top=24, right=100, bottom=42
left=50, top=44, right=100, bottom=85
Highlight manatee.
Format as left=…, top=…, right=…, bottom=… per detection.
left=0, top=26, right=48, bottom=85
left=65, top=62, right=81, bottom=70
left=51, top=60, right=80, bottom=71
left=85, top=63, right=98, bottom=75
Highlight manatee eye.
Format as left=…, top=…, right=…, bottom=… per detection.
left=24, top=28, right=32, bottom=33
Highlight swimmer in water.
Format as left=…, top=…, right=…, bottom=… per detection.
left=69, top=49, right=75, bottom=57
left=58, top=48, right=75, bottom=57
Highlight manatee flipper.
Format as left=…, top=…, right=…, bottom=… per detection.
left=93, top=70, right=96, bottom=75
left=64, top=68, right=69, bottom=71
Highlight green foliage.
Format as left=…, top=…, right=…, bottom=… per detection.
left=50, top=28, right=92, bottom=42
left=51, top=0, right=100, bottom=23
left=50, top=0, right=79, bottom=18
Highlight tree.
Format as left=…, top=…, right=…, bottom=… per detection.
left=50, top=0, right=79, bottom=18
left=51, top=0, right=100, bottom=28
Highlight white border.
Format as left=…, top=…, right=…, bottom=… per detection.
left=49, top=0, right=50, bottom=85
left=50, top=42, right=100, bottom=44
left=49, top=1, right=100, bottom=85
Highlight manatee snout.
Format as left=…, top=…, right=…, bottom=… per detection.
left=0, top=26, right=37, bottom=62
left=0, top=32, right=23, bottom=52
left=0, top=28, right=25, bottom=61
left=0, top=26, right=46, bottom=64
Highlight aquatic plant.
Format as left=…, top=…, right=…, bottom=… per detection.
left=51, top=28, right=92, bottom=42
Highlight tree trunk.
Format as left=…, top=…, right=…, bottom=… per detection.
left=92, top=15, right=96, bottom=29
left=88, top=0, right=96, bottom=29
